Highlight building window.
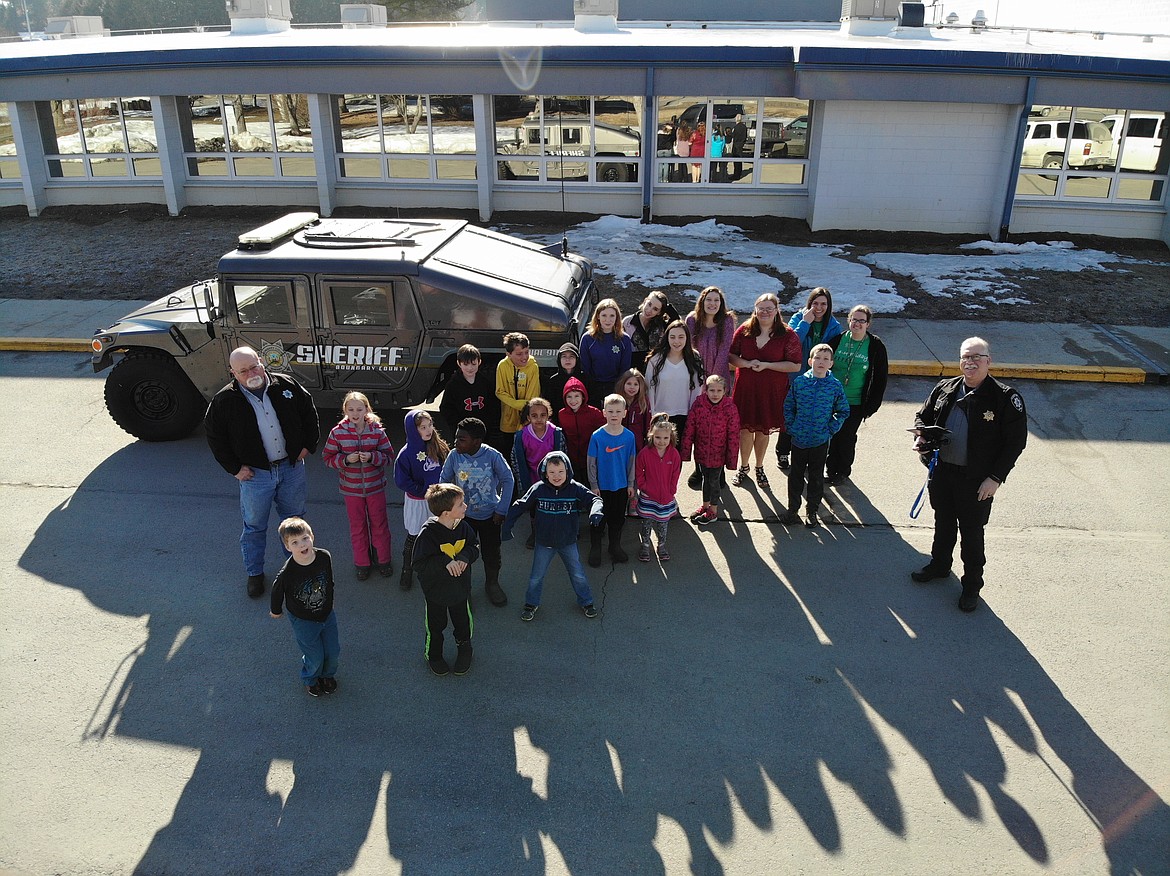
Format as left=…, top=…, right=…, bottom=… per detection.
left=185, top=95, right=314, bottom=179
left=655, top=97, right=809, bottom=186
left=495, top=96, right=642, bottom=184
left=0, top=103, right=18, bottom=181
left=336, top=94, right=476, bottom=182
left=1016, top=106, right=1167, bottom=204
left=40, top=98, right=160, bottom=179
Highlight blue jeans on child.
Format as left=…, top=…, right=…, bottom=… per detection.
left=239, top=458, right=307, bottom=576
left=288, top=611, right=340, bottom=684
left=525, top=543, right=594, bottom=607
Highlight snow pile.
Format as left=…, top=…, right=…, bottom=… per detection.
left=503, top=216, right=1151, bottom=315
left=504, top=216, right=903, bottom=315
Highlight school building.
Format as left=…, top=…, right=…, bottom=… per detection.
left=1, top=1, right=1167, bottom=243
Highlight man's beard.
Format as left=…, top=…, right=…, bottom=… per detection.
left=245, top=374, right=266, bottom=390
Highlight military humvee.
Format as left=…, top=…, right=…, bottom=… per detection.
left=92, top=213, right=597, bottom=441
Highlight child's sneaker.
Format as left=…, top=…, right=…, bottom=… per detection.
left=638, top=544, right=652, bottom=562
left=520, top=604, right=538, bottom=622
left=697, top=507, right=718, bottom=526
left=377, top=561, right=394, bottom=578
left=781, top=510, right=801, bottom=526
left=306, top=681, right=323, bottom=697
left=582, top=604, right=598, bottom=619
left=427, top=655, right=450, bottom=677
left=319, top=677, right=338, bottom=694
left=777, top=453, right=790, bottom=471
left=453, top=642, right=473, bottom=676
left=688, top=506, right=706, bottom=522
left=355, top=565, right=371, bottom=581
left=805, top=511, right=819, bottom=528
left=657, top=544, right=671, bottom=562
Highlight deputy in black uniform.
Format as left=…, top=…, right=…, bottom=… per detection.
left=911, top=337, right=1027, bottom=612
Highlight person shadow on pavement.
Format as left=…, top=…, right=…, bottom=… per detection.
left=18, top=429, right=1170, bottom=875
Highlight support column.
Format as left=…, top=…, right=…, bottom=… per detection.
left=473, top=94, right=493, bottom=222
left=308, top=93, right=338, bottom=218
left=10, top=102, right=48, bottom=217
left=151, top=96, right=189, bottom=216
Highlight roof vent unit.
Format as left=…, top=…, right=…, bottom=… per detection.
left=44, top=16, right=109, bottom=38
left=226, top=0, right=292, bottom=35
left=840, top=0, right=901, bottom=35
left=574, top=0, right=618, bottom=33
left=898, top=2, right=925, bottom=28
left=340, top=4, right=387, bottom=28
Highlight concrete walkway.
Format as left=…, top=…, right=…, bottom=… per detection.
left=1, top=297, right=1168, bottom=384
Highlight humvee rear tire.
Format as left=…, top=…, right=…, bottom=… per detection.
left=105, top=350, right=206, bottom=442
left=599, top=162, right=631, bottom=183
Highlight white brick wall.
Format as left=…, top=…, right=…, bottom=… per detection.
left=809, top=101, right=1017, bottom=234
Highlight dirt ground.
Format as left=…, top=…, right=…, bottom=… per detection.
left=2, top=204, right=1167, bottom=325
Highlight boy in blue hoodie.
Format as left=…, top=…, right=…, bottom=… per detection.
left=440, top=417, right=515, bottom=606
left=781, top=344, right=850, bottom=528
left=502, top=451, right=604, bottom=621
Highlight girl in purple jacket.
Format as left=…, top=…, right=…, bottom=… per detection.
left=393, top=410, right=449, bottom=591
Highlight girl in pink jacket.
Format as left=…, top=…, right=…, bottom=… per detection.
left=681, top=375, right=741, bottom=525
left=635, top=416, right=682, bottom=563
left=323, top=391, right=395, bottom=579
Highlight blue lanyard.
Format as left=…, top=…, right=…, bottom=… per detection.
left=910, top=450, right=938, bottom=519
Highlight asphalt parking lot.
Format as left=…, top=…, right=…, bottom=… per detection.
left=0, top=351, right=1167, bottom=876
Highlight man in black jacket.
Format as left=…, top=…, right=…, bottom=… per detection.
left=205, top=346, right=320, bottom=599
left=911, top=337, right=1027, bottom=612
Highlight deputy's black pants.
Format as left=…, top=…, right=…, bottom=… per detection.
left=928, top=462, right=994, bottom=587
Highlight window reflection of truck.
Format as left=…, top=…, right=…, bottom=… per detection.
left=1100, top=112, right=1166, bottom=173
left=749, top=115, right=807, bottom=157
left=498, top=114, right=641, bottom=182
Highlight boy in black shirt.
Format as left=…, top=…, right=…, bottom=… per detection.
left=439, top=344, right=502, bottom=450
left=270, top=517, right=339, bottom=697
left=414, top=483, right=480, bottom=676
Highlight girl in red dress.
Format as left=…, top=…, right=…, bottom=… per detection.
left=728, top=293, right=802, bottom=489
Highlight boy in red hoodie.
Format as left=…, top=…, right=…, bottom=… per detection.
left=558, top=376, right=605, bottom=478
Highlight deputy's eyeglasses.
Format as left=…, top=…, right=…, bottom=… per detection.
left=960, top=354, right=989, bottom=362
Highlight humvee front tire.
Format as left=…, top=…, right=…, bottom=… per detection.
left=105, top=350, right=206, bottom=442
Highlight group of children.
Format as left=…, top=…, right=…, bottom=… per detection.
left=271, top=299, right=852, bottom=697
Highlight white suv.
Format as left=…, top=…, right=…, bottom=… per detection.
left=1100, top=112, right=1165, bottom=173
left=1021, top=118, right=1114, bottom=171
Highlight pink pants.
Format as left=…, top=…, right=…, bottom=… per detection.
left=344, top=492, right=392, bottom=566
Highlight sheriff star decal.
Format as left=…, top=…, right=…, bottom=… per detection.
left=440, top=539, right=466, bottom=560
left=260, top=339, right=295, bottom=372
left=1011, top=394, right=1023, bottom=412
left=415, top=450, right=428, bottom=462
left=983, top=410, right=995, bottom=421
left=282, top=390, right=293, bottom=399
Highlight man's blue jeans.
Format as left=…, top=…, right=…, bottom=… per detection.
left=288, top=611, right=339, bottom=684
left=239, top=458, right=307, bottom=576
left=525, top=543, right=594, bottom=607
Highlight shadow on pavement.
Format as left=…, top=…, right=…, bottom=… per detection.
left=18, top=435, right=1169, bottom=875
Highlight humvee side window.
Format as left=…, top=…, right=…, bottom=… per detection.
left=563, top=128, right=582, bottom=145
left=233, top=282, right=293, bottom=326
left=527, top=128, right=543, bottom=146
left=331, top=284, right=395, bottom=326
